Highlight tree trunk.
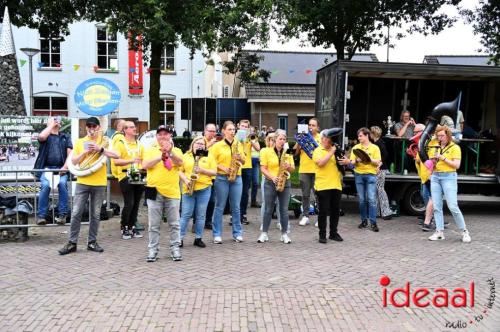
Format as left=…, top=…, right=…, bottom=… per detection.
left=149, top=42, right=162, bottom=129
left=334, top=42, right=345, bottom=61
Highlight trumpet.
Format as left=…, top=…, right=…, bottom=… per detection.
left=67, top=130, right=109, bottom=177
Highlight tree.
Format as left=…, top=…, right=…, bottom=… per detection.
left=88, top=0, right=273, bottom=127
left=275, top=0, right=460, bottom=60
left=461, top=0, right=500, bottom=66
left=222, top=51, right=271, bottom=97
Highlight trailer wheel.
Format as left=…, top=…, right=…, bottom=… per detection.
left=402, top=183, right=425, bottom=215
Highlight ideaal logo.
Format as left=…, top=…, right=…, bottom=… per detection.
left=380, top=275, right=496, bottom=329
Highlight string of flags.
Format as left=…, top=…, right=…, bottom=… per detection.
left=17, top=59, right=315, bottom=76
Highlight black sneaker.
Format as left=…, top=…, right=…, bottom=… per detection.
left=319, top=238, right=328, bottom=244
left=358, top=220, right=368, bottom=229
left=329, top=233, right=344, bottom=242
left=242, top=215, right=249, bottom=225
left=58, top=242, right=77, bottom=255
left=422, top=220, right=435, bottom=232
left=229, top=217, right=233, bottom=226
left=122, top=227, right=132, bottom=240
left=179, top=240, right=184, bottom=248
left=87, top=241, right=104, bottom=253
left=371, top=223, right=379, bottom=232
left=250, top=202, right=261, bottom=208
left=193, top=238, right=206, bottom=248
left=132, top=227, right=143, bottom=238
left=382, top=215, right=392, bottom=220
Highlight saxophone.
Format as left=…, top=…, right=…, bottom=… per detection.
left=228, top=140, right=242, bottom=182
left=275, top=150, right=290, bottom=192
left=186, top=155, right=200, bottom=195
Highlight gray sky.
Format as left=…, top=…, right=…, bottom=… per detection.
left=265, top=0, right=483, bottom=63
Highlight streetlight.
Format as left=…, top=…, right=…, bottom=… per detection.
left=20, top=47, right=40, bottom=116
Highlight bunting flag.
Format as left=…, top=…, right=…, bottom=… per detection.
left=288, top=69, right=295, bottom=74
left=271, top=69, right=280, bottom=75
left=110, top=66, right=116, bottom=71
left=197, top=69, right=204, bottom=74
left=73, top=64, right=80, bottom=71
left=250, top=70, right=258, bottom=78
left=55, top=63, right=62, bottom=68
left=19, top=59, right=27, bottom=67
left=37, top=62, right=44, bottom=68
left=129, top=68, right=136, bottom=73
left=305, top=69, right=313, bottom=75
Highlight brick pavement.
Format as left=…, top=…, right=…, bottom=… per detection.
left=0, top=200, right=499, bottom=331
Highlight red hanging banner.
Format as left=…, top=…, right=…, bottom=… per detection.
left=128, top=33, right=143, bottom=95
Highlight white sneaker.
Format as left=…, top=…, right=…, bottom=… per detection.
left=314, top=221, right=318, bottom=227
left=257, top=232, right=269, bottom=243
left=299, top=216, right=310, bottom=226
left=428, top=231, right=445, bottom=241
left=276, top=222, right=282, bottom=230
left=233, top=235, right=243, bottom=243
left=213, top=236, right=222, bottom=244
left=281, top=234, right=292, bottom=244
left=462, top=229, right=471, bottom=243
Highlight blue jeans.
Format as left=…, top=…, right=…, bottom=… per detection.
left=240, top=168, right=252, bottom=217
left=38, top=167, right=69, bottom=218
left=262, top=179, right=290, bottom=233
left=251, top=157, right=260, bottom=203
left=213, top=175, right=243, bottom=238
left=430, top=172, right=466, bottom=231
left=180, top=187, right=211, bottom=239
left=354, top=173, right=377, bottom=224
left=421, top=181, right=431, bottom=207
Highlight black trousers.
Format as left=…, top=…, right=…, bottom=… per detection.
left=119, top=178, right=145, bottom=230
left=316, top=189, right=342, bottom=239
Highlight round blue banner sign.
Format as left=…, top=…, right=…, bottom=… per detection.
left=74, top=78, right=121, bottom=116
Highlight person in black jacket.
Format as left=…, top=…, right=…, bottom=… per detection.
left=370, top=126, right=393, bottom=220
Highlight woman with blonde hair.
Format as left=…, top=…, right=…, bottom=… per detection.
left=179, top=136, right=217, bottom=247
left=370, top=126, right=393, bottom=220
left=428, top=125, right=471, bottom=242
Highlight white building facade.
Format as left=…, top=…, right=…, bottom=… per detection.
left=12, top=20, right=223, bottom=129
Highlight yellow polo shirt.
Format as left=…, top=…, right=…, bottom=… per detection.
left=73, top=136, right=108, bottom=186
left=260, top=147, right=294, bottom=178
left=180, top=152, right=216, bottom=193
left=298, top=133, right=321, bottom=174
left=144, top=144, right=183, bottom=199
left=349, top=143, right=381, bottom=175
left=110, top=132, right=124, bottom=179
left=313, top=147, right=342, bottom=191
left=428, top=142, right=461, bottom=173
left=241, top=141, right=253, bottom=169
left=113, top=138, right=144, bottom=181
left=211, top=139, right=246, bottom=176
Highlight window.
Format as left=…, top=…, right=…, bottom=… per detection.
left=160, top=45, right=175, bottom=71
left=96, top=26, right=118, bottom=70
left=39, top=32, right=61, bottom=68
left=33, top=96, right=68, bottom=116
left=278, top=115, right=288, bottom=134
left=223, top=85, right=230, bottom=98
left=160, top=98, right=175, bottom=125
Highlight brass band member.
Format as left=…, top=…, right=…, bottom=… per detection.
left=203, top=123, right=218, bottom=230
left=58, top=117, right=119, bottom=255
left=237, top=119, right=260, bottom=225
left=112, top=121, right=144, bottom=239
left=428, top=125, right=471, bottom=243
left=142, top=126, right=184, bottom=262
left=179, top=136, right=217, bottom=247
left=295, top=118, right=321, bottom=226
left=313, top=130, right=343, bottom=243
left=210, top=121, right=246, bottom=244
left=258, top=129, right=294, bottom=244
left=110, top=119, right=125, bottom=180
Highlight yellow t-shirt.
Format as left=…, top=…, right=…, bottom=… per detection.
left=415, top=154, right=431, bottom=184
left=180, top=152, right=216, bottom=193
left=110, top=132, right=124, bottom=179
left=349, top=143, right=381, bottom=175
left=313, top=147, right=342, bottom=191
left=298, top=133, right=321, bottom=174
left=428, top=142, right=461, bottom=173
left=260, top=147, right=294, bottom=178
left=73, top=136, right=108, bottom=186
left=144, top=145, right=183, bottom=199
left=211, top=139, right=246, bottom=176
left=113, top=138, right=144, bottom=181
left=241, top=141, right=253, bottom=169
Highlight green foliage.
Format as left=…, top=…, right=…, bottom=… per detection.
left=275, top=0, right=460, bottom=60
left=222, top=51, right=271, bottom=88
left=461, top=0, right=500, bottom=66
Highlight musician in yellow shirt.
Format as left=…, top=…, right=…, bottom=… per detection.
left=341, top=127, right=382, bottom=232
left=142, top=125, right=184, bottom=262
left=178, top=136, right=217, bottom=248
left=202, top=123, right=218, bottom=230
left=294, top=118, right=321, bottom=226
left=427, top=125, right=471, bottom=243
left=313, top=128, right=343, bottom=243
left=58, top=117, right=119, bottom=256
